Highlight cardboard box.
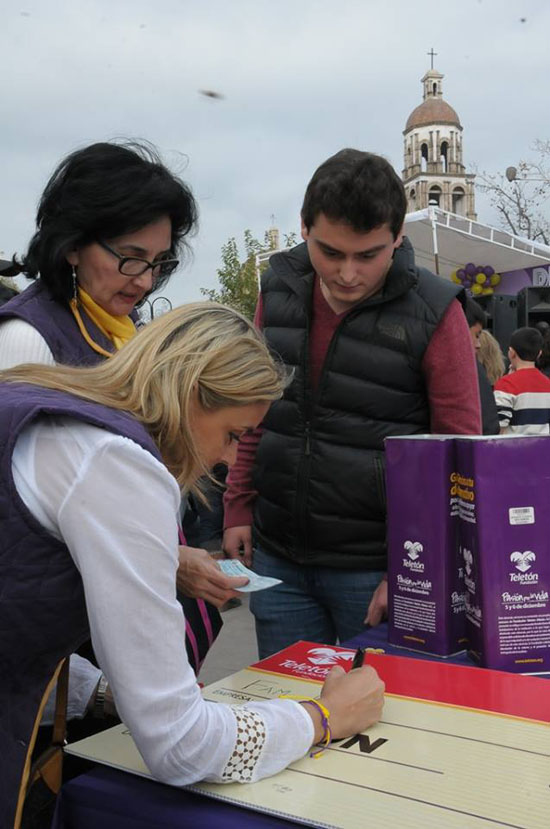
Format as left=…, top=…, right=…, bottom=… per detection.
left=386, top=436, right=466, bottom=656
left=456, top=435, right=550, bottom=673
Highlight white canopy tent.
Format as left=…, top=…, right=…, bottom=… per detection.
left=404, top=207, right=550, bottom=279
left=257, top=207, right=550, bottom=282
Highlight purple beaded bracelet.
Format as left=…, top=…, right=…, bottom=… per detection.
left=279, top=695, right=332, bottom=758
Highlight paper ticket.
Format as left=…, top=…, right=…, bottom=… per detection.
left=218, top=559, right=282, bottom=592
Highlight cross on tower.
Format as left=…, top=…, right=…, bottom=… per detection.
left=427, top=48, right=437, bottom=69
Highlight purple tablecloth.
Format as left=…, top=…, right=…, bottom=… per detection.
left=51, top=765, right=303, bottom=829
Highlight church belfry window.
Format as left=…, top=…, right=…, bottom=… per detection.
left=452, top=187, right=465, bottom=216
left=421, top=143, right=429, bottom=172
left=428, top=186, right=441, bottom=206
left=440, top=141, right=448, bottom=173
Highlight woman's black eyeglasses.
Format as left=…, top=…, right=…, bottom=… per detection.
left=98, top=240, right=179, bottom=279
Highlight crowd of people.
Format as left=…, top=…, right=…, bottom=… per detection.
left=461, top=296, right=550, bottom=435
left=1, top=138, right=547, bottom=829
left=0, top=141, right=385, bottom=829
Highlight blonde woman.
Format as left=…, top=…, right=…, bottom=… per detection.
left=477, top=329, right=506, bottom=386
left=0, top=302, right=384, bottom=829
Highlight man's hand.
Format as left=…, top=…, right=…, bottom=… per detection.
left=365, top=579, right=388, bottom=627
left=176, top=545, right=248, bottom=608
left=222, top=525, right=253, bottom=567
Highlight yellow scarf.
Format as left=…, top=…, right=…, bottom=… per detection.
left=70, top=287, right=136, bottom=358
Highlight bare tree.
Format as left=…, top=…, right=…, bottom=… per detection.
left=476, top=140, right=550, bottom=245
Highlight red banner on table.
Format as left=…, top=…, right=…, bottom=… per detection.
left=253, top=641, right=550, bottom=723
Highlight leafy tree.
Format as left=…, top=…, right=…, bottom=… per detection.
left=477, top=140, right=550, bottom=245
left=202, top=228, right=296, bottom=320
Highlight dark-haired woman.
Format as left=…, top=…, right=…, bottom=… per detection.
left=0, top=141, right=241, bottom=718
left=0, top=140, right=195, bottom=365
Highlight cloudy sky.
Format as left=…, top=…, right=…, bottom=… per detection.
left=2, top=0, right=548, bottom=308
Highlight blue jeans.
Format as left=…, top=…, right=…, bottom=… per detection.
left=250, top=546, right=384, bottom=659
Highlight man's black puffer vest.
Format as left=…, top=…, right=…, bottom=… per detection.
left=253, top=238, right=463, bottom=569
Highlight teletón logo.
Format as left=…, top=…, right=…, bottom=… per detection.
left=404, top=540, right=423, bottom=560
left=509, top=550, right=539, bottom=583
left=306, top=647, right=355, bottom=666
left=403, top=540, right=424, bottom=572
left=510, top=550, right=536, bottom=573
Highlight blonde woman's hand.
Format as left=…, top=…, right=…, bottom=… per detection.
left=176, top=545, right=248, bottom=607
left=312, top=665, right=385, bottom=742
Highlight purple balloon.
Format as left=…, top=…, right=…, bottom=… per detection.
left=457, top=269, right=466, bottom=279
left=465, top=263, right=476, bottom=276
left=483, top=266, right=495, bottom=277
left=476, top=266, right=484, bottom=274
left=463, top=277, right=472, bottom=287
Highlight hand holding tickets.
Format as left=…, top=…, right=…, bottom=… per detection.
left=176, top=545, right=249, bottom=607
left=218, top=559, right=282, bottom=592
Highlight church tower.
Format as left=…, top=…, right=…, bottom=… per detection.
left=402, top=58, right=476, bottom=219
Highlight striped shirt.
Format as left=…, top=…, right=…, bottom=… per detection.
left=494, top=367, right=550, bottom=435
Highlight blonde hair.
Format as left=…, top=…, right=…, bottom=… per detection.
left=0, top=302, right=287, bottom=490
left=477, top=329, right=505, bottom=386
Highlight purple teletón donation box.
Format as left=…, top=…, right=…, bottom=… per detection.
left=456, top=435, right=550, bottom=673
left=386, top=435, right=467, bottom=658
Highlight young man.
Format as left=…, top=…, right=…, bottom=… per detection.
left=223, top=149, right=481, bottom=658
left=494, top=327, right=550, bottom=435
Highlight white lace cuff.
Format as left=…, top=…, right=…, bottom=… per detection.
left=222, top=707, right=267, bottom=782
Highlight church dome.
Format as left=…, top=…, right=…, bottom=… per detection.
left=405, top=98, right=461, bottom=132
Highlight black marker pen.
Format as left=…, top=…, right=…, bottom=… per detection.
left=352, top=647, right=366, bottom=669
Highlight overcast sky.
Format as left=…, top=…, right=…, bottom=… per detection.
left=2, top=0, right=548, bottom=308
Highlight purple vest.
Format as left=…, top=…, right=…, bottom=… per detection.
left=0, top=280, right=117, bottom=364
left=0, top=282, right=221, bottom=668
left=0, top=384, right=167, bottom=828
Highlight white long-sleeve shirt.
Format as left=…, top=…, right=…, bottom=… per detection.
left=12, top=416, right=313, bottom=784
left=0, top=318, right=55, bottom=367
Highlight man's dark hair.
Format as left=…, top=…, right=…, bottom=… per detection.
left=464, top=297, right=487, bottom=329
left=20, top=140, right=198, bottom=303
left=301, top=149, right=407, bottom=238
left=510, top=327, right=543, bottom=362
